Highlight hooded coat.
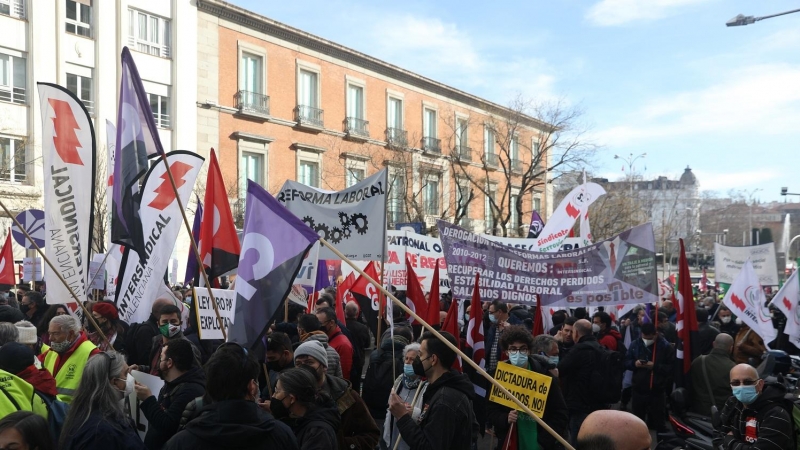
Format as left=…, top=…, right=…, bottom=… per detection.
left=164, top=399, right=299, bottom=450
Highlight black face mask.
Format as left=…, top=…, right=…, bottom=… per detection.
left=19, top=304, right=30, bottom=314
left=412, top=355, right=431, bottom=378
left=270, top=396, right=290, bottom=419
left=266, top=360, right=283, bottom=372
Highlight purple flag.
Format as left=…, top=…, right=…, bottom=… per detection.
left=231, top=180, right=319, bottom=347
left=184, top=196, right=203, bottom=286
left=527, top=210, right=545, bottom=238
left=643, top=303, right=652, bottom=324
left=111, top=47, right=165, bottom=254
left=314, top=260, right=330, bottom=292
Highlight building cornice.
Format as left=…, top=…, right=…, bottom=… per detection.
left=197, top=0, right=548, bottom=130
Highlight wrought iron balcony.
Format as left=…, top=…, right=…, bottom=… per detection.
left=345, top=117, right=370, bottom=139
left=454, top=145, right=472, bottom=162
left=235, top=90, right=270, bottom=116
left=295, top=105, right=324, bottom=128
left=421, top=137, right=441, bottom=154
left=484, top=152, right=499, bottom=168
left=386, top=128, right=408, bottom=148
left=511, top=158, right=523, bottom=173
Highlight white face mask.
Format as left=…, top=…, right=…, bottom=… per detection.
left=642, top=338, right=654, bottom=347
left=591, top=324, right=601, bottom=333
left=117, top=373, right=135, bottom=397
left=720, top=316, right=731, bottom=324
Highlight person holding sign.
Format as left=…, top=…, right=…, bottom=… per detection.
left=486, top=326, right=568, bottom=450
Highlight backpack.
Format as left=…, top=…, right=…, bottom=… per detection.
left=37, top=391, right=69, bottom=441
left=589, top=343, right=625, bottom=404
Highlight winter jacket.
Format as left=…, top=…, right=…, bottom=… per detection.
left=345, top=318, right=371, bottom=352
left=61, top=413, right=146, bottom=450
left=689, top=348, right=735, bottom=415
left=164, top=399, right=299, bottom=450
left=597, top=328, right=623, bottom=350
left=362, top=336, right=407, bottom=419
left=326, top=325, right=354, bottom=381
left=509, top=305, right=533, bottom=331
left=141, top=366, right=206, bottom=450
left=15, top=365, right=57, bottom=397
left=733, top=326, right=766, bottom=365
left=659, top=321, right=679, bottom=345
left=719, top=321, right=740, bottom=338
left=139, top=334, right=202, bottom=375
left=714, top=382, right=794, bottom=450
left=300, top=332, right=343, bottom=378
left=322, top=375, right=380, bottom=450
left=557, top=335, right=606, bottom=412
left=624, top=335, right=675, bottom=393
left=383, top=376, right=429, bottom=450
left=486, top=355, right=569, bottom=450
left=697, top=322, right=720, bottom=356
left=127, top=317, right=160, bottom=366
left=288, top=401, right=340, bottom=450
left=395, top=370, right=476, bottom=450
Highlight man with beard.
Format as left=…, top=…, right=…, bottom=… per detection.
left=263, top=332, right=294, bottom=392
left=41, top=315, right=100, bottom=403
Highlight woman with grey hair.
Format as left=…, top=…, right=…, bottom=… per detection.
left=0, top=322, right=18, bottom=346
left=382, top=342, right=429, bottom=450
left=59, top=351, right=145, bottom=450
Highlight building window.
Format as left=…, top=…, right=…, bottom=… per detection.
left=422, top=108, right=440, bottom=153
left=128, top=9, right=171, bottom=58
left=455, top=117, right=468, bottom=147
left=0, top=137, right=26, bottom=183
left=484, top=127, right=495, bottom=156
left=388, top=170, right=406, bottom=224
left=510, top=136, right=522, bottom=172
left=240, top=151, right=264, bottom=190
left=298, top=160, right=319, bottom=188
left=346, top=82, right=368, bottom=137
left=66, top=0, right=92, bottom=38
left=0, top=53, right=26, bottom=105
left=423, top=174, right=440, bottom=216
left=240, top=52, right=263, bottom=95
left=296, top=66, right=322, bottom=126
left=346, top=167, right=364, bottom=188
left=0, top=0, right=25, bottom=19
left=149, top=93, right=170, bottom=128
left=66, top=73, right=93, bottom=116
left=533, top=195, right=541, bottom=213
left=485, top=185, right=496, bottom=234
left=388, top=97, right=403, bottom=129
left=510, top=192, right=520, bottom=232
left=532, top=140, right=541, bottom=161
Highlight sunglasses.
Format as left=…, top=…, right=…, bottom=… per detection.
left=730, top=379, right=759, bottom=387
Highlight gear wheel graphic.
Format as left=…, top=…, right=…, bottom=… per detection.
left=341, top=227, right=352, bottom=239
left=338, top=212, right=350, bottom=228
left=302, top=216, right=316, bottom=230
left=329, top=227, right=344, bottom=244
left=350, top=213, right=368, bottom=235
left=314, top=223, right=330, bottom=240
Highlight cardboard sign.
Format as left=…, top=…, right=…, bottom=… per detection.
left=489, top=361, right=552, bottom=417
left=193, top=287, right=236, bottom=340
left=22, top=258, right=42, bottom=282
left=128, top=370, right=165, bottom=441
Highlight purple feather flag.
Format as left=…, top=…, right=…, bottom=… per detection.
left=314, top=260, right=330, bottom=292
left=527, top=210, right=545, bottom=238
left=184, top=196, right=203, bottom=286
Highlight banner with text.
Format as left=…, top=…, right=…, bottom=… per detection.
left=489, top=361, right=552, bottom=417
left=278, top=169, right=387, bottom=261
left=714, top=242, right=779, bottom=286
left=193, top=287, right=236, bottom=340
left=439, top=221, right=658, bottom=307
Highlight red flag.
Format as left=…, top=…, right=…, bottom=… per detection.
left=441, top=298, right=462, bottom=371
left=676, top=239, right=699, bottom=374
left=405, top=257, right=429, bottom=324
left=0, top=231, right=15, bottom=287
left=466, top=273, right=485, bottom=369
left=426, top=260, right=441, bottom=326
left=336, top=273, right=355, bottom=322
left=198, top=148, right=241, bottom=279
left=532, top=301, right=544, bottom=336
left=351, top=262, right=382, bottom=334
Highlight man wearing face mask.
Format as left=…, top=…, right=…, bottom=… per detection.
left=135, top=339, right=206, bottom=449
left=130, top=304, right=201, bottom=376
left=486, top=326, right=568, bottom=449
left=293, top=340, right=380, bottom=450
left=486, top=301, right=523, bottom=374
left=263, top=332, right=295, bottom=393
left=717, top=306, right=740, bottom=337
left=40, top=315, right=99, bottom=403
left=624, top=323, right=674, bottom=432
left=591, top=311, right=622, bottom=351
left=713, top=363, right=794, bottom=450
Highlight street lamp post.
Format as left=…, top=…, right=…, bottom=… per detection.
left=614, top=152, right=646, bottom=228
left=726, top=8, right=800, bottom=26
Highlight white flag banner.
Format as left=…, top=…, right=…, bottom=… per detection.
left=722, top=260, right=777, bottom=344
left=293, top=241, right=320, bottom=290
left=278, top=169, right=387, bottom=261
left=38, top=83, right=97, bottom=304
left=714, top=242, right=779, bottom=286
left=115, top=151, right=204, bottom=324
left=771, top=270, right=800, bottom=340
left=534, top=182, right=605, bottom=252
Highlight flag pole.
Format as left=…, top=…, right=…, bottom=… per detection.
left=0, top=199, right=114, bottom=350
left=392, top=382, right=424, bottom=450
left=157, top=154, right=227, bottom=341
left=319, top=237, right=574, bottom=450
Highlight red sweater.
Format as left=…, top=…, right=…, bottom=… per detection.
left=17, top=365, right=58, bottom=397
left=38, top=332, right=101, bottom=376
left=327, top=325, right=354, bottom=380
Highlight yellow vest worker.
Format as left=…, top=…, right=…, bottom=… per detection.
left=43, top=316, right=99, bottom=404
left=0, top=369, right=48, bottom=419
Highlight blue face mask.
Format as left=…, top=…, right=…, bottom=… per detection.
left=508, top=352, right=527, bottom=368
left=548, top=355, right=560, bottom=366
left=403, top=363, right=416, bottom=378
left=489, top=314, right=498, bottom=324
left=732, top=385, right=759, bottom=404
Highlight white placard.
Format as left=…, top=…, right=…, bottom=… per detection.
left=128, top=370, right=165, bottom=441
left=193, top=287, right=236, bottom=340
left=22, top=258, right=42, bottom=282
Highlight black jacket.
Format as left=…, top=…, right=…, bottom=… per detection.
left=557, top=335, right=606, bottom=412
left=164, top=400, right=299, bottom=450
left=362, top=336, right=406, bottom=419
left=624, top=336, right=675, bottom=393
left=346, top=318, right=371, bottom=352
left=288, top=402, right=340, bottom=450
left=396, top=370, right=476, bottom=450
left=697, top=322, right=720, bottom=357
left=715, top=382, right=794, bottom=450
left=141, top=367, right=206, bottom=449
left=128, top=317, right=160, bottom=366
left=486, top=355, right=569, bottom=450
left=62, top=413, right=146, bottom=450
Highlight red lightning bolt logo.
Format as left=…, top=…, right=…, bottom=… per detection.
left=565, top=202, right=580, bottom=219
left=148, top=161, right=194, bottom=211
left=730, top=293, right=746, bottom=312
left=48, top=99, right=84, bottom=165
left=784, top=297, right=792, bottom=312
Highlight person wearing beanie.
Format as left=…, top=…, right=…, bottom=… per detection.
left=294, top=340, right=379, bottom=450
left=87, top=301, right=126, bottom=353
left=16, top=320, right=49, bottom=361
left=0, top=342, right=57, bottom=398
left=296, top=314, right=343, bottom=378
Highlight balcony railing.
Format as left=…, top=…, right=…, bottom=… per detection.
left=235, top=90, right=270, bottom=116
left=345, top=117, right=369, bottom=138
left=454, top=145, right=472, bottom=162
left=386, top=128, right=408, bottom=148
left=0, top=87, right=25, bottom=105
left=511, top=158, right=523, bottom=173
left=484, top=152, right=499, bottom=168
left=295, top=105, right=324, bottom=128
left=421, top=136, right=441, bottom=154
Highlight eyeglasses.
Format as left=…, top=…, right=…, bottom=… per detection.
left=507, top=347, right=529, bottom=355
left=730, top=379, right=759, bottom=387
left=216, top=342, right=249, bottom=368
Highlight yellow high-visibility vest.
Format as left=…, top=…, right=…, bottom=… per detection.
left=43, top=340, right=96, bottom=403
left=0, top=369, right=48, bottom=419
